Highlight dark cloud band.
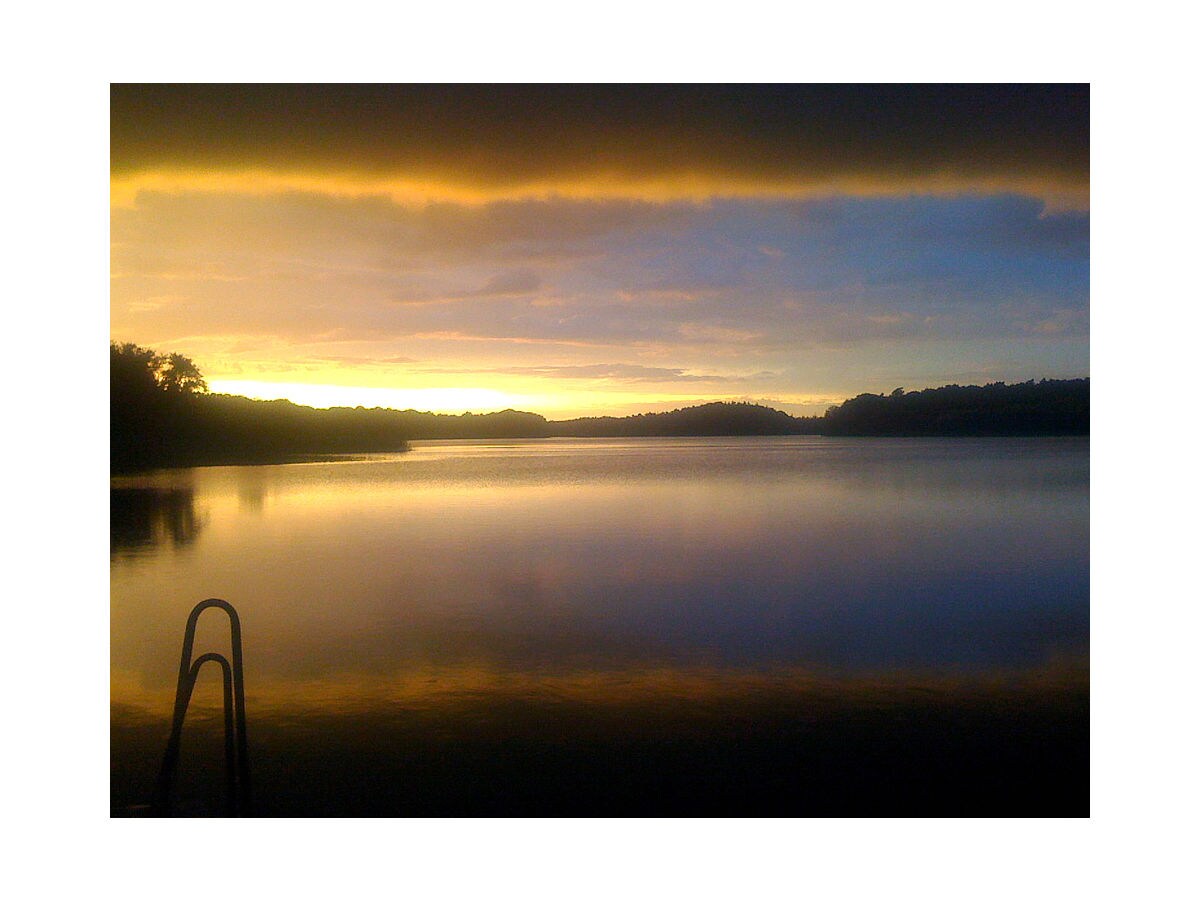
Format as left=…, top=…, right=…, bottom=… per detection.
left=111, top=84, right=1088, bottom=204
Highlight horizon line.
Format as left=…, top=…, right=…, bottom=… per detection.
left=202, top=377, right=1090, bottom=421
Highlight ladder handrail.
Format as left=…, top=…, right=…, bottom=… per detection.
left=151, top=599, right=251, bottom=816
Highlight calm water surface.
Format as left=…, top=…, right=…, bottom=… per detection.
left=111, top=436, right=1089, bottom=815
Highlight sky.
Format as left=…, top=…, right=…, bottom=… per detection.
left=110, top=84, right=1089, bottom=418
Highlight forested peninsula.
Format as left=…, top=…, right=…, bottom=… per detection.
left=111, top=343, right=1089, bottom=472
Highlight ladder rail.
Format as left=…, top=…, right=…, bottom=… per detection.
left=150, top=599, right=251, bottom=816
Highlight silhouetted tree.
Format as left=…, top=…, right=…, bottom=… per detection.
left=157, top=352, right=208, bottom=394
left=111, top=342, right=161, bottom=397
left=111, top=342, right=208, bottom=394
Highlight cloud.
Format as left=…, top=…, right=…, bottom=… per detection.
left=308, top=355, right=418, bottom=367
left=484, top=364, right=769, bottom=383
left=471, top=269, right=542, bottom=296
left=111, top=188, right=1089, bottom=402
left=111, top=85, right=1089, bottom=210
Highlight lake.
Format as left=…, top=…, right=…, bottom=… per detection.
left=110, top=436, right=1089, bottom=816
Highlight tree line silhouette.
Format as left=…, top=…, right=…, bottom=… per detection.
left=547, top=380, right=1087, bottom=438
left=821, top=380, right=1089, bottom=436
left=111, top=342, right=553, bottom=470
left=112, top=343, right=418, bottom=470
left=112, top=342, right=1089, bottom=471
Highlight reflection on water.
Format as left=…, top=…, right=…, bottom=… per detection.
left=235, top=467, right=270, bottom=515
left=110, top=487, right=205, bottom=557
left=111, top=436, right=1089, bottom=815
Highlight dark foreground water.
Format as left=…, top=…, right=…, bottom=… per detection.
left=111, top=436, right=1089, bottom=816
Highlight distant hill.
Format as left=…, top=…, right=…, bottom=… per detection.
left=548, top=402, right=822, bottom=437
left=377, top=407, right=548, bottom=439
left=545, top=381, right=1089, bottom=438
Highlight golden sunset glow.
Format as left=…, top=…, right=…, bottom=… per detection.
left=110, top=167, right=1090, bottom=213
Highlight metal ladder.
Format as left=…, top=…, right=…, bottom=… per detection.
left=150, top=598, right=252, bottom=816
